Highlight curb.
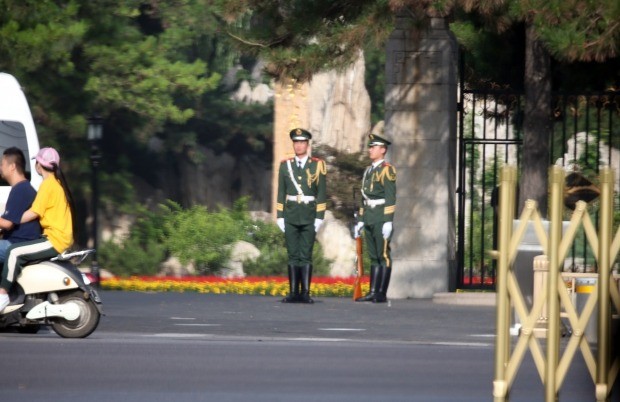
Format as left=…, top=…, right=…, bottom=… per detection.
left=433, top=292, right=496, bottom=307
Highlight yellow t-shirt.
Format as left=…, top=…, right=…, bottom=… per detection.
left=30, top=175, right=73, bottom=252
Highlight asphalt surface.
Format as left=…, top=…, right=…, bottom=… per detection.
left=0, top=291, right=617, bottom=401
left=97, top=291, right=498, bottom=345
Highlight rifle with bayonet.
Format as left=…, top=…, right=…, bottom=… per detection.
left=352, top=211, right=364, bottom=301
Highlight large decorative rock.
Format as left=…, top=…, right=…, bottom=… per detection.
left=221, top=240, right=260, bottom=278
left=307, top=50, right=371, bottom=153
left=231, top=80, right=273, bottom=104
left=316, top=211, right=356, bottom=277
left=159, top=256, right=196, bottom=277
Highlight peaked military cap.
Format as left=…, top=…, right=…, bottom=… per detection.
left=290, top=128, right=312, bottom=141
left=368, top=121, right=391, bottom=147
left=368, top=132, right=391, bottom=147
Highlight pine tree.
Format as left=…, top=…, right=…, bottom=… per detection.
left=212, top=0, right=397, bottom=81
left=215, top=0, right=619, bottom=216
left=462, top=0, right=619, bottom=215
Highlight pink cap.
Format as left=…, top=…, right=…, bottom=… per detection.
left=33, top=147, right=60, bottom=169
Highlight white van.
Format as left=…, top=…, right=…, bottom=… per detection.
left=0, top=73, right=41, bottom=209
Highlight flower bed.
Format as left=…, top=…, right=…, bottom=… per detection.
left=101, top=275, right=369, bottom=297
left=462, top=275, right=495, bottom=285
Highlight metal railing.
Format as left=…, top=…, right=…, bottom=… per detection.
left=493, top=165, right=620, bottom=401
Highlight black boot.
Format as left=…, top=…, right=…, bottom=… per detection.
left=299, top=264, right=314, bottom=304
left=373, top=265, right=391, bottom=303
left=281, top=264, right=300, bottom=303
left=356, top=265, right=380, bottom=302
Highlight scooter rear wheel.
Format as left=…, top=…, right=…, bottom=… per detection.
left=51, top=290, right=100, bottom=338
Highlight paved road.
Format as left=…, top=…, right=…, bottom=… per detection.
left=98, top=291, right=498, bottom=345
left=0, top=291, right=613, bottom=401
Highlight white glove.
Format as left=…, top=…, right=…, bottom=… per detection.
left=277, top=218, right=285, bottom=233
left=314, top=219, right=323, bottom=232
left=382, top=222, right=393, bottom=239
left=354, top=222, right=364, bottom=238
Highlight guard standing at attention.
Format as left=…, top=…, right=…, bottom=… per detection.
left=277, top=128, right=327, bottom=304
left=354, top=129, right=396, bottom=303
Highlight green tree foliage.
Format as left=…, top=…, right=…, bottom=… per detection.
left=82, top=1, right=221, bottom=127
left=0, top=1, right=86, bottom=74
left=512, top=0, right=620, bottom=63
left=0, top=1, right=218, bottom=200
left=0, top=0, right=277, bottom=247
left=449, top=17, right=525, bottom=89
left=0, top=0, right=222, bottom=140
left=213, top=0, right=399, bottom=81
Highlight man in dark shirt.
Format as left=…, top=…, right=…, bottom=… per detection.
left=0, top=147, right=41, bottom=263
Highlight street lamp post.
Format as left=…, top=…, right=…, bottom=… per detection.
left=87, top=115, right=103, bottom=286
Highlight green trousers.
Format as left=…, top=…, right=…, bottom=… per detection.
left=363, top=222, right=391, bottom=268
left=284, top=222, right=315, bottom=266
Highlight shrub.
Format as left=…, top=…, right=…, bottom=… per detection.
left=243, top=223, right=332, bottom=277
left=98, top=237, right=166, bottom=277
left=242, top=218, right=288, bottom=276
left=163, top=202, right=247, bottom=274
left=99, top=196, right=333, bottom=277
left=97, top=203, right=171, bottom=276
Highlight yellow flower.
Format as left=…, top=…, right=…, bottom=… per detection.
left=101, top=277, right=365, bottom=297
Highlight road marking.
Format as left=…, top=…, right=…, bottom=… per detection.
left=290, top=337, right=348, bottom=342
left=129, top=333, right=494, bottom=347
left=170, top=317, right=196, bottom=320
left=174, top=323, right=221, bottom=327
left=318, top=328, right=366, bottom=331
left=469, top=334, right=495, bottom=338
left=433, top=341, right=492, bottom=347
left=149, top=334, right=210, bottom=338
left=144, top=334, right=347, bottom=342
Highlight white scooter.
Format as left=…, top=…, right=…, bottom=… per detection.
left=0, top=249, right=102, bottom=338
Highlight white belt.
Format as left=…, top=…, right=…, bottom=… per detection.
left=364, top=199, right=385, bottom=208
left=286, top=195, right=315, bottom=203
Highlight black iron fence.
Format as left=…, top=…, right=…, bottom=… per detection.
left=457, top=87, right=620, bottom=290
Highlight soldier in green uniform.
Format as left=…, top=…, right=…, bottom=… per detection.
left=276, top=128, right=327, bottom=304
left=354, top=130, right=396, bottom=303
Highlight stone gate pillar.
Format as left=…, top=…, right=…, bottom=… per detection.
left=386, top=17, right=458, bottom=298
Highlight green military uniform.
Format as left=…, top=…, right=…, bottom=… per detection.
left=277, top=128, right=327, bottom=303
left=356, top=132, right=396, bottom=303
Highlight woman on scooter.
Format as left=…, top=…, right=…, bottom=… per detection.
left=0, top=147, right=75, bottom=311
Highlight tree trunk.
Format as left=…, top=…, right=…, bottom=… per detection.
left=519, top=24, right=552, bottom=217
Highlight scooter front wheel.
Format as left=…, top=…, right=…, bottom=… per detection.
left=51, top=290, right=100, bottom=338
